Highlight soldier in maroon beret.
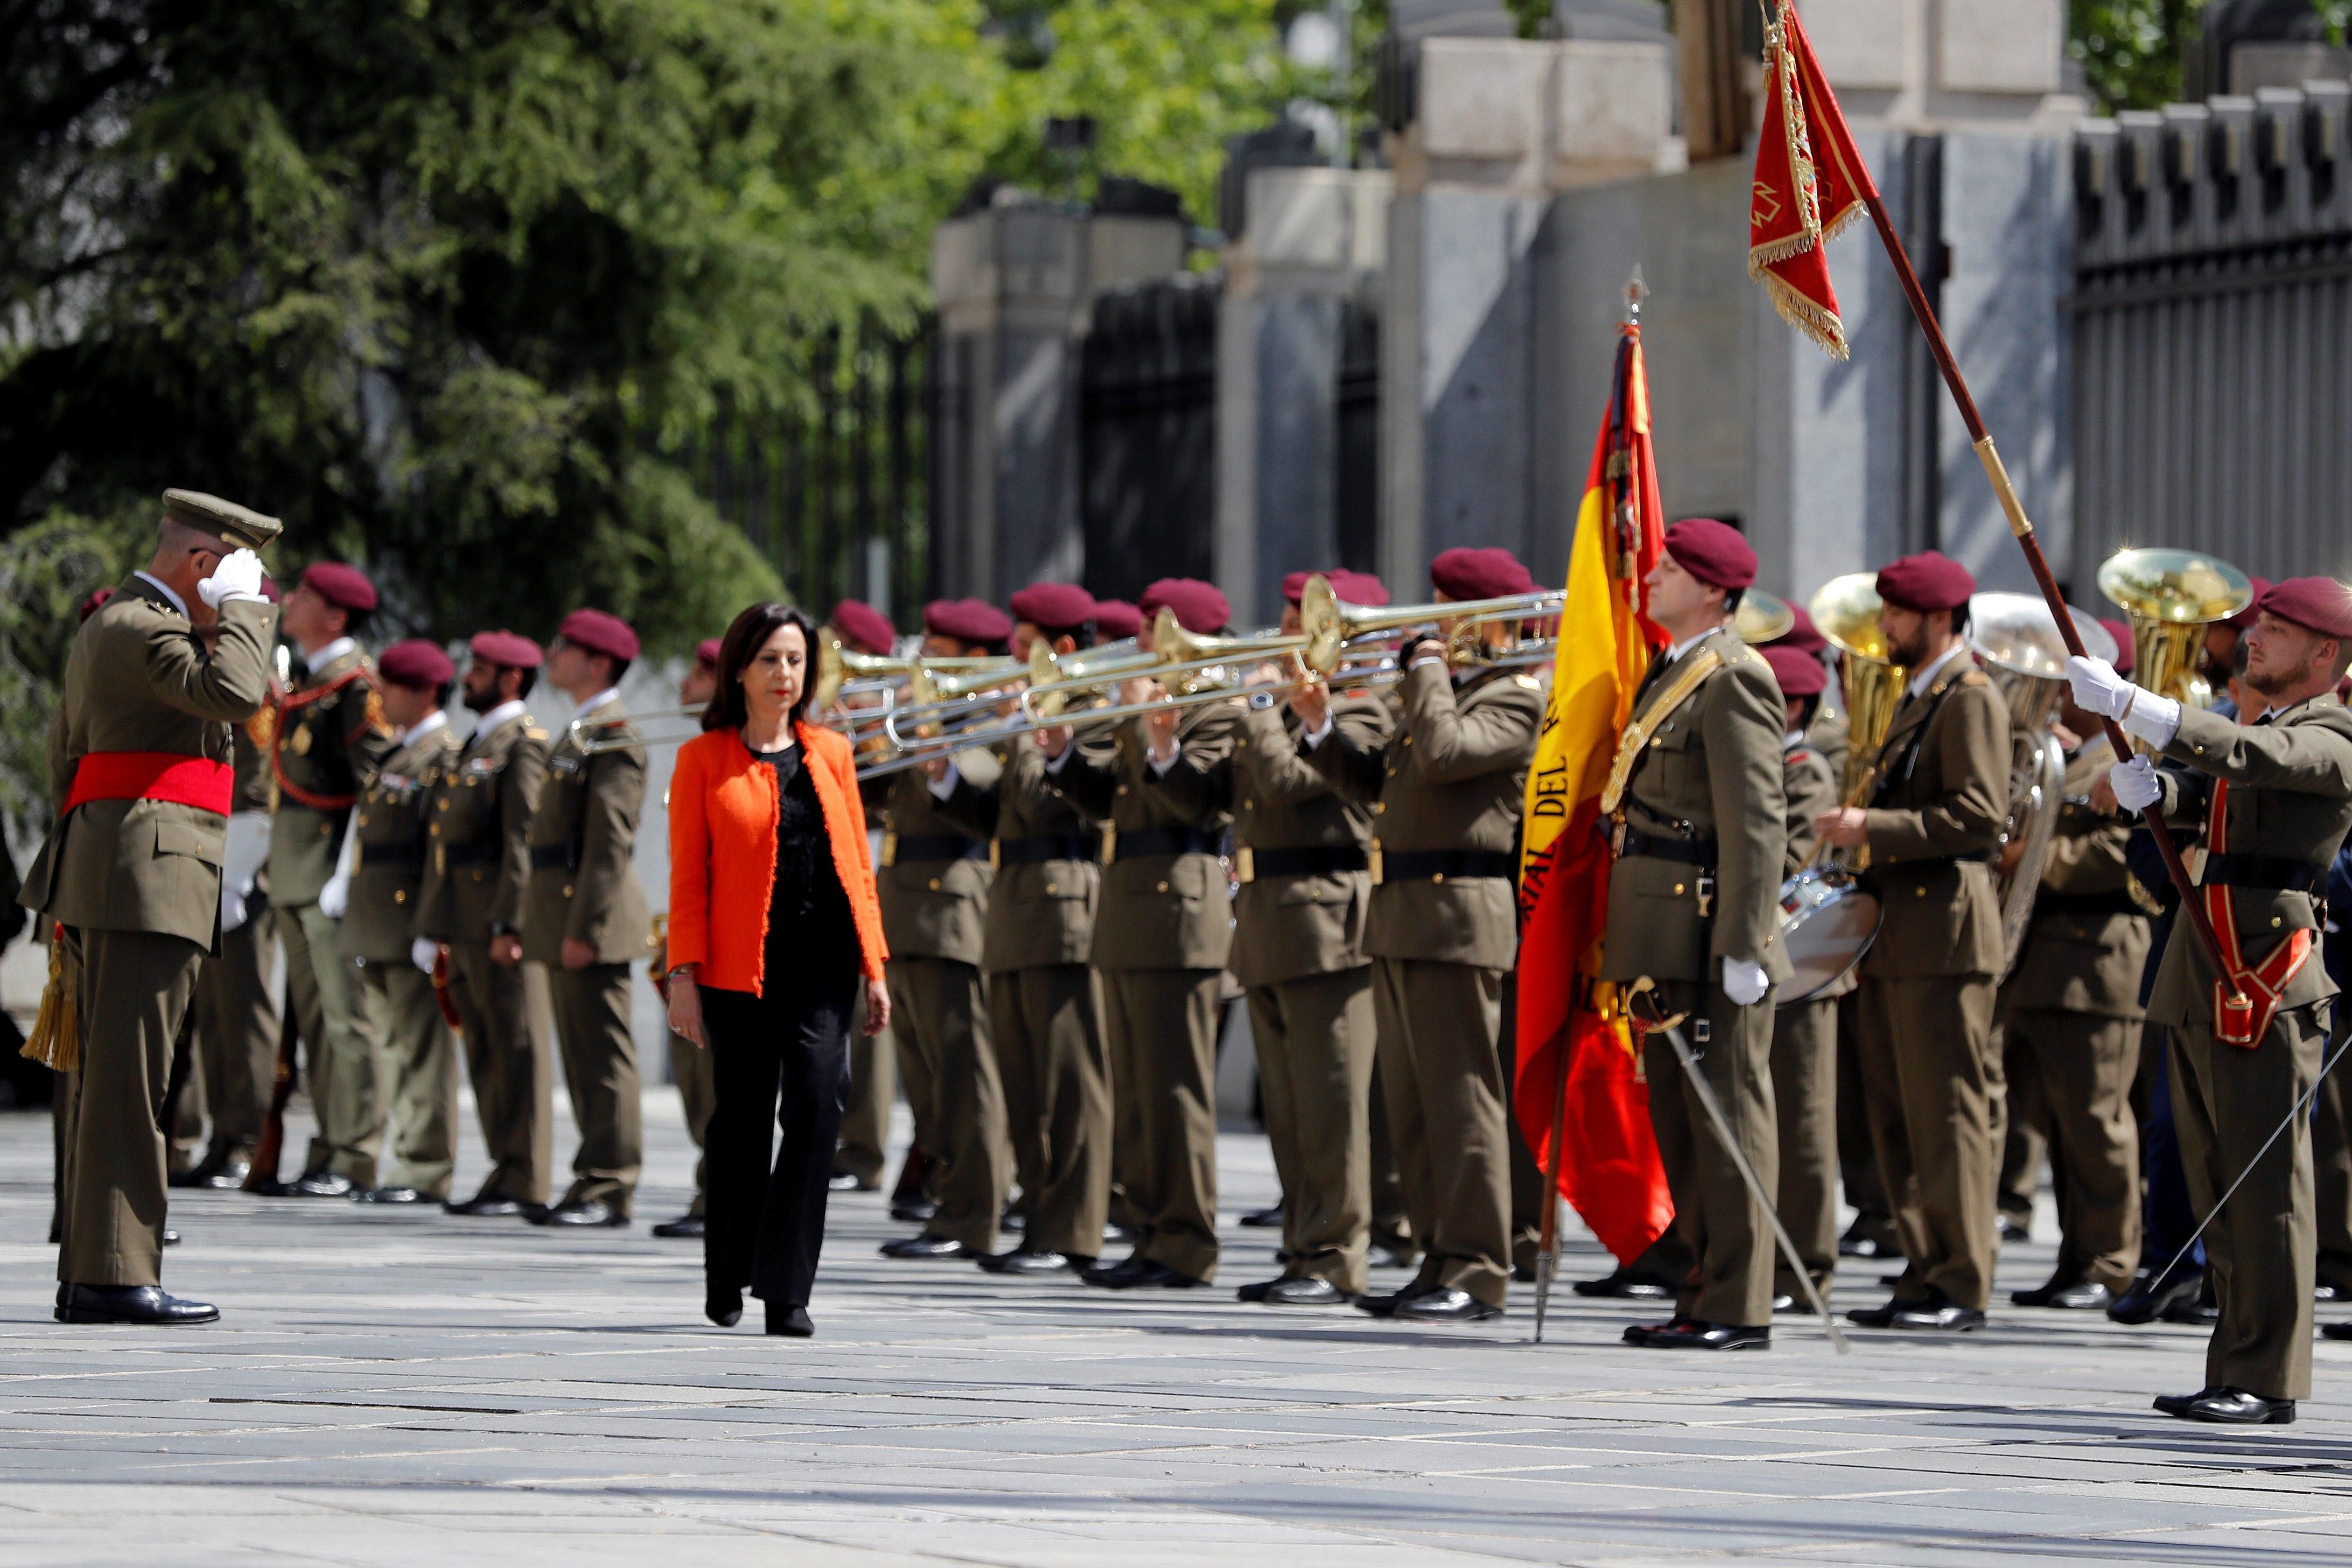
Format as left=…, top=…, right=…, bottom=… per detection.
left=1767, top=601, right=1849, bottom=787
left=1429, top=547, right=1534, bottom=603
left=923, top=598, right=1013, bottom=654
left=1009, top=582, right=1097, bottom=645
left=1091, top=599, right=1143, bottom=642
left=828, top=600, right=896, bottom=661
left=1138, top=578, right=1231, bottom=638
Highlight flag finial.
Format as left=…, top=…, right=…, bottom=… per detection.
left=1623, top=266, right=1648, bottom=325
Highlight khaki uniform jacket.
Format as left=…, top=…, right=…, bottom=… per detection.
left=878, top=749, right=1000, bottom=967
left=269, top=644, right=393, bottom=907
left=415, top=709, right=548, bottom=943
left=1599, top=628, right=1791, bottom=987
left=1048, top=702, right=1241, bottom=972
left=934, top=735, right=1100, bottom=973
left=1781, top=729, right=1856, bottom=999
left=1857, top=654, right=2011, bottom=979
left=1216, top=696, right=1390, bottom=989
left=521, top=699, right=650, bottom=966
left=1310, top=662, right=1541, bottom=971
left=1807, top=703, right=1851, bottom=794
left=20, top=578, right=276, bottom=949
left=2004, top=735, right=2149, bottom=1019
left=339, top=722, right=463, bottom=963
left=2148, top=697, right=2352, bottom=1027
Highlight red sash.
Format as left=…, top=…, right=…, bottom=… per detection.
left=2203, top=781, right=2314, bottom=1050
left=61, top=751, right=233, bottom=818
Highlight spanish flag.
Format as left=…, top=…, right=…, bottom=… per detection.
left=1512, top=323, right=1670, bottom=1264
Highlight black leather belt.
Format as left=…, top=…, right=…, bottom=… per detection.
left=2203, top=853, right=2327, bottom=895
left=1246, top=845, right=1369, bottom=879
left=1618, top=827, right=1715, bottom=868
left=997, top=833, right=1096, bottom=866
left=2033, top=890, right=2146, bottom=920
left=893, top=833, right=988, bottom=863
left=1381, top=849, right=1516, bottom=882
left=360, top=842, right=423, bottom=868
left=441, top=842, right=499, bottom=867
left=529, top=843, right=578, bottom=871
left=1112, top=826, right=1223, bottom=862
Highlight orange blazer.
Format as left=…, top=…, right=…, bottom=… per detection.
left=667, top=721, right=886, bottom=995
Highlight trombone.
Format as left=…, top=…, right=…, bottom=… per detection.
left=1299, top=575, right=1566, bottom=677
left=575, top=704, right=702, bottom=755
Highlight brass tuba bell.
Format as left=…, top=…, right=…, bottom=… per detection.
left=2095, top=548, right=2255, bottom=720
left=1735, top=589, right=1796, bottom=646
left=1808, top=573, right=1908, bottom=806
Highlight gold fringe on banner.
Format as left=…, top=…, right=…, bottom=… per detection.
left=1752, top=269, right=1853, bottom=361
left=22, top=927, right=80, bottom=1074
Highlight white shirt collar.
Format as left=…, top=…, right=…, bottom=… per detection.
left=1662, top=621, right=1727, bottom=668
left=305, top=635, right=357, bottom=673
left=578, top=687, right=621, bottom=717
left=473, top=699, right=527, bottom=734
left=399, top=710, right=449, bottom=749
left=1784, top=728, right=1808, bottom=750
left=133, top=571, right=190, bottom=620
left=1906, top=641, right=1970, bottom=699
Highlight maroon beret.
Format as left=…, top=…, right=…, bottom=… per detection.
left=923, top=597, right=1014, bottom=646
left=1010, top=582, right=1097, bottom=631
left=1430, top=547, right=1535, bottom=601
left=468, top=629, right=543, bottom=669
left=694, top=638, right=723, bottom=671
left=828, top=599, right=895, bottom=657
left=300, top=561, right=377, bottom=614
left=557, top=607, right=639, bottom=663
left=78, top=586, right=115, bottom=623
left=2097, top=618, right=2136, bottom=676
left=1773, top=604, right=1827, bottom=655
left=1875, top=551, right=1975, bottom=614
left=1092, top=599, right=1143, bottom=641
left=378, top=638, right=454, bottom=690
left=1762, top=643, right=1828, bottom=699
left=1326, top=569, right=1391, bottom=608
left=2228, top=576, right=2273, bottom=631
left=1280, top=571, right=1319, bottom=606
left=2256, top=577, right=2352, bottom=640
left=258, top=574, right=281, bottom=605
left=1663, top=519, right=1758, bottom=591
left=1139, top=578, right=1232, bottom=635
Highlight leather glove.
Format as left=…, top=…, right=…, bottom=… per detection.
left=2066, top=655, right=2182, bottom=747
left=411, top=937, right=442, bottom=976
left=1722, top=957, right=1772, bottom=1007
left=2109, top=754, right=2162, bottom=813
left=198, top=548, right=268, bottom=607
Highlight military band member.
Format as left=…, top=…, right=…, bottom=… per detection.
left=24, top=489, right=278, bottom=1324
left=2073, top=577, right=2352, bottom=1424
left=1761, top=642, right=1844, bottom=1309
left=422, top=631, right=553, bottom=1217
left=1815, top=552, right=2011, bottom=1332
left=652, top=637, right=725, bottom=1241
left=876, top=598, right=1011, bottom=1262
left=1600, top=523, right=1789, bottom=1350
left=825, top=598, right=901, bottom=1193
left=340, top=640, right=464, bottom=1205
left=524, top=608, right=652, bottom=1227
left=1044, top=578, right=1243, bottom=1290
left=272, top=562, right=395, bottom=1198
left=1299, top=548, right=1543, bottom=1322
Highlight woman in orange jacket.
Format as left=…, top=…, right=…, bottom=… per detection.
left=666, top=602, right=890, bottom=1336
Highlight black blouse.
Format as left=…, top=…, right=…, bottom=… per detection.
left=756, top=744, right=860, bottom=986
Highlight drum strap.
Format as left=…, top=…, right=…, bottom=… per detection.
left=2202, top=780, right=2314, bottom=1051
left=1599, top=649, right=1723, bottom=816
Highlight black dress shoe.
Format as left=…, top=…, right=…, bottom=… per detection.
left=533, top=1200, right=627, bottom=1228
left=1238, top=1276, right=1348, bottom=1307
left=828, top=1170, right=870, bottom=1192
left=2012, top=1275, right=2107, bottom=1309
left=889, top=1197, right=938, bottom=1224
left=1837, top=1223, right=1896, bottom=1259
left=2151, top=1387, right=2215, bottom=1418
left=1356, top=1282, right=1438, bottom=1318
left=1573, top=1266, right=1677, bottom=1300
left=1623, top=1315, right=1690, bottom=1346
left=977, top=1248, right=1078, bottom=1276
left=1089, top=1258, right=1203, bottom=1291
left=1103, top=1221, right=1143, bottom=1245
left=2322, top=1321, right=2352, bottom=1341
left=1769, top=1293, right=1796, bottom=1313
left=1000, top=1208, right=1025, bottom=1234
left=1998, top=1216, right=2031, bottom=1245
left=881, top=1234, right=972, bottom=1260
left=1846, top=1299, right=1902, bottom=1328
left=200, top=1159, right=252, bottom=1191
left=445, top=1194, right=526, bottom=1217
left=59, top=1284, right=219, bottom=1325
left=289, top=1170, right=354, bottom=1199
left=162, top=1229, right=180, bottom=1247
left=1081, top=1254, right=1148, bottom=1287
left=651, top=1214, right=706, bottom=1240
left=2108, top=1266, right=2202, bottom=1325
left=1238, top=1205, right=1284, bottom=1228
left=351, top=1185, right=428, bottom=1205
left=2160, top=1386, right=2295, bottom=1425
left=767, top=1302, right=814, bottom=1338
left=706, top=1287, right=743, bottom=1328
left=1368, top=1242, right=1415, bottom=1271
left=1393, top=1287, right=1503, bottom=1323
left=2168, top=1276, right=2222, bottom=1325
left=1893, top=1293, right=1986, bottom=1332
left=1636, top=1319, right=1770, bottom=1351
left=167, top=1165, right=208, bottom=1190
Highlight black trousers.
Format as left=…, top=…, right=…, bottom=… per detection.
left=702, top=974, right=857, bottom=1306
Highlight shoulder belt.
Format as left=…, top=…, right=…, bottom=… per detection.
left=1598, top=649, right=1723, bottom=816
left=270, top=665, right=373, bottom=812
left=2202, top=779, right=2315, bottom=1049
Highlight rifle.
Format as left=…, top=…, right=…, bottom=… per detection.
left=242, top=996, right=301, bottom=1195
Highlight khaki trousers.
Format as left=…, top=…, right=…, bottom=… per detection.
left=668, top=1025, right=717, bottom=1217
left=58, top=928, right=204, bottom=1287
left=2171, top=1006, right=2326, bottom=1402
left=1772, top=995, right=1838, bottom=1295
left=2003, top=1006, right=2143, bottom=1292
left=444, top=944, right=551, bottom=1206
left=1100, top=968, right=1223, bottom=1282
left=1372, top=958, right=1511, bottom=1307
left=2311, top=1025, right=2352, bottom=1292
left=887, top=956, right=1007, bottom=1252
left=549, top=961, right=640, bottom=1215
left=1367, top=1056, right=1413, bottom=1256
left=1644, top=983, right=1779, bottom=1328
left=1249, top=967, right=1376, bottom=1293
left=283, top=900, right=381, bottom=1185
left=1858, top=972, right=1999, bottom=1310
left=195, top=904, right=278, bottom=1163
left=992, top=964, right=1111, bottom=1259
left=356, top=959, right=458, bottom=1199
left=836, top=988, right=894, bottom=1186
left=166, top=1016, right=207, bottom=1173
left=1996, top=1023, right=2049, bottom=1227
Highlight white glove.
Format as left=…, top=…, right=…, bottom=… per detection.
left=2109, top=754, right=2162, bottom=813
left=218, top=811, right=270, bottom=932
left=1723, top=957, right=1772, bottom=1007
left=2066, top=655, right=2181, bottom=747
left=198, top=548, right=267, bottom=607
left=316, top=817, right=358, bottom=919
left=411, top=937, right=442, bottom=975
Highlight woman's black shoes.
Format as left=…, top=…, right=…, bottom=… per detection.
left=767, top=1303, right=814, bottom=1337
left=705, top=1287, right=743, bottom=1328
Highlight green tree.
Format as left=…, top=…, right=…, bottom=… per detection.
left=2070, top=0, right=2210, bottom=110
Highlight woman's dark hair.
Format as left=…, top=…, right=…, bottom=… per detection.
left=703, top=602, right=821, bottom=733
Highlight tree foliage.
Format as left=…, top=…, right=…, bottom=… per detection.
left=2069, top=0, right=2211, bottom=110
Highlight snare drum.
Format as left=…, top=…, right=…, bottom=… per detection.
left=1775, top=865, right=1881, bottom=1004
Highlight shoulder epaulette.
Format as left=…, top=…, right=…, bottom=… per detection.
left=1511, top=673, right=1541, bottom=690
left=1958, top=668, right=1991, bottom=688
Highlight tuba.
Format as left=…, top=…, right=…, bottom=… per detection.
left=1809, top=574, right=1908, bottom=806
left=2095, top=548, right=2255, bottom=727
left=1966, top=593, right=2118, bottom=978
left=1734, top=589, right=1796, bottom=646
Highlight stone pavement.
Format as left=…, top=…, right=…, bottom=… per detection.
left=3, top=1092, right=2350, bottom=1567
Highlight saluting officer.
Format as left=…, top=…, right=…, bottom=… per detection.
left=24, top=489, right=277, bottom=1324
left=524, top=608, right=652, bottom=1228
left=929, top=582, right=1112, bottom=1277
left=2072, top=577, right=2352, bottom=1424
left=876, top=598, right=1010, bottom=1263
left=1044, top=577, right=1243, bottom=1291
left=824, top=600, right=901, bottom=1194
left=421, top=630, right=552, bottom=1217
left=1814, top=552, right=2011, bottom=1332
left=271, top=562, right=396, bottom=1198
left=1299, top=547, right=1544, bottom=1323
left=1601, top=522, right=1789, bottom=1350
left=340, top=639, right=464, bottom=1206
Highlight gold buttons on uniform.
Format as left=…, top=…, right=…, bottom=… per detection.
left=1374, top=802, right=1386, bottom=814
left=1402, top=734, right=1413, bottom=746
left=1674, top=883, right=1685, bottom=895
left=319, top=822, right=331, bottom=835
left=1243, top=799, right=1254, bottom=810
left=438, top=799, right=450, bottom=810
left=2273, top=916, right=2284, bottom=928
left=1157, top=881, right=1170, bottom=892
left=928, top=878, right=941, bottom=890
left=1916, top=886, right=1928, bottom=897
left=1045, top=883, right=1059, bottom=894
left=563, top=885, right=573, bottom=897
left=1432, top=873, right=1445, bottom=885
left=356, top=813, right=369, bottom=826
left=393, top=889, right=406, bottom=904
left=429, top=824, right=440, bottom=836
left=1117, top=785, right=1129, bottom=796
